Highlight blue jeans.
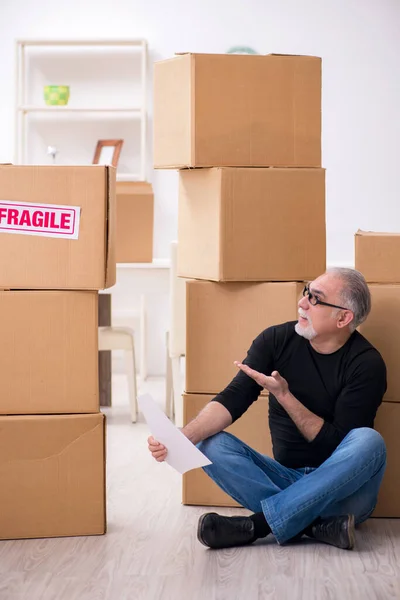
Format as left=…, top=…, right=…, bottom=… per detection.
left=197, top=427, right=386, bottom=544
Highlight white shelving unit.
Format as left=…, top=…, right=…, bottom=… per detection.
left=18, top=107, right=143, bottom=113
left=15, top=39, right=148, bottom=181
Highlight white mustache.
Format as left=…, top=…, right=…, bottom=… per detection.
left=298, top=309, right=309, bottom=321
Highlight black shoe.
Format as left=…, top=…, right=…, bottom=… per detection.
left=197, top=512, right=256, bottom=549
left=310, top=514, right=355, bottom=550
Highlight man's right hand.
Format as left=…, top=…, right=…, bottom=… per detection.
left=148, top=436, right=168, bottom=462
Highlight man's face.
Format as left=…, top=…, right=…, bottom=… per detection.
left=295, top=273, right=348, bottom=340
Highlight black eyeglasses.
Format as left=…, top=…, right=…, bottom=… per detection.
left=302, top=285, right=350, bottom=311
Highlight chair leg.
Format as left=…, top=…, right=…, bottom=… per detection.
left=125, top=348, right=138, bottom=423
left=140, top=294, right=147, bottom=381
left=165, top=332, right=174, bottom=419
left=171, top=356, right=183, bottom=428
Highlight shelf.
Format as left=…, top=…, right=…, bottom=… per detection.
left=15, top=38, right=148, bottom=180
left=116, top=173, right=141, bottom=182
left=18, top=106, right=143, bottom=114
left=116, top=259, right=171, bottom=270
left=17, top=39, right=146, bottom=47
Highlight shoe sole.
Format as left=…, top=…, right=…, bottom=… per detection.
left=347, top=514, right=355, bottom=550
left=197, top=512, right=216, bottom=548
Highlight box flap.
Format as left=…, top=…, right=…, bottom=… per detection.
left=104, top=167, right=116, bottom=289
left=175, top=52, right=321, bottom=59
left=268, top=53, right=321, bottom=59
left=356, top=229, right=400, bottom=237
left=0, top=413, right=105, bottom=539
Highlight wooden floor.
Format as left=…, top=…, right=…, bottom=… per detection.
left=1, top=376, right=400, bottom=600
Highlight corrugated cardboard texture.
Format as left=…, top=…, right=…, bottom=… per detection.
left=116, top=181, right=154, bottom=263
left=0, top=413, right=106, bottom=539
left=359, top=285, right=400, bottom=402
left=105, top=166, right=117, bottom=288
left=154, top=54, right=193, bottom=168
left=182, top=393, right=271, bottom=506
left=373, top=402, right=400, bottom=517
left=185, top=281, right=304, bottom=393
left=179, top=168, right=222, bottom=280
left=0, top=165, right=116, bottom=290
left=154, top=53, right=321, bottom=168
left=355, top=231, right=400, bottom=283
left=178, top=167, right=326, bottom=281
left=0, top=291, right=99, bottom=414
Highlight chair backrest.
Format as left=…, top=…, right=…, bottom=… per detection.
left=168, top=241, right=186, bottom=357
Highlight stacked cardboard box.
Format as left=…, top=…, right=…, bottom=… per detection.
left=0, top=164, right=116, bottom=539
left=154, top=53, right=326, bottom=506
left=115, top=181, right=154, bottom=263
left=356, top=231, right=400, bottom=517
left=182, top=393, right=272, bottom=506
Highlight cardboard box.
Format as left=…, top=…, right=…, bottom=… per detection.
left=182, top=393, right=272, bottom=506
left=358, top=285, right=400, bottom=401
left=116, top=181, right=154, bottom=263
left=373, top=402, right=400, bottom=517
left=185, top=281, right=303, bottom=393
left=178, top=167, right=326, bottom=281
left=0, top=290, right=98, bottom=414
left=355, top=231, right=400, bottom=283
left=0, top=413, right=105, bottom=539
left=0, top=165, right=116, bottom=289
left=154, top=53, right=321, bottom=169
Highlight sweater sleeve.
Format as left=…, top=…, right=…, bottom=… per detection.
left=309, top=350, right=387, bottom=460
left=211, top=327, right=275, bottom=423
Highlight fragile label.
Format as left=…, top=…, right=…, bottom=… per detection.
left=0, top=200, right=80, bottom=239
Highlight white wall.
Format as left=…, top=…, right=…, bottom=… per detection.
left=0, top=0, right=399, bottom=375
left=0, top=0, right=399, bottom=267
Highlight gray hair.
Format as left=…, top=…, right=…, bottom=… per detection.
left=326, top=267, right=371, bottom=332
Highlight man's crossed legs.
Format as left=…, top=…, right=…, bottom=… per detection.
left=196, top=428, right=386, bottom=550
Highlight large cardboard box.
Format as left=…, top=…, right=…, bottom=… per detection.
left=178, top=167, right=326, bottom=282
left=0, top=413, right=106, bottom=539
left=0, top=165, right=116, bottom=289
left=373, top=402, right=400, bottom=517
left=355, top=231, right=400, bottom=283
left=185, top=281, right=303, bottom=394
left=154, top=53, right=321, bottom=169
left=182, top=393, right=272, bottom=507
left=0, top=290, right=98, bottom=414
left=116, top=181, right=154, bottom=263
left=358, top=285, right=400, bottom=401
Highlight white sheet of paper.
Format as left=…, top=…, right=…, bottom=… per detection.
left=138, top=394, right=212, bottom=475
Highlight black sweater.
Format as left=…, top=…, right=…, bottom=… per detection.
left=212, top=321, right=387, bottom=468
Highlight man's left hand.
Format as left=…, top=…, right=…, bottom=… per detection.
left=234, top=361, right=289, bottom=400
